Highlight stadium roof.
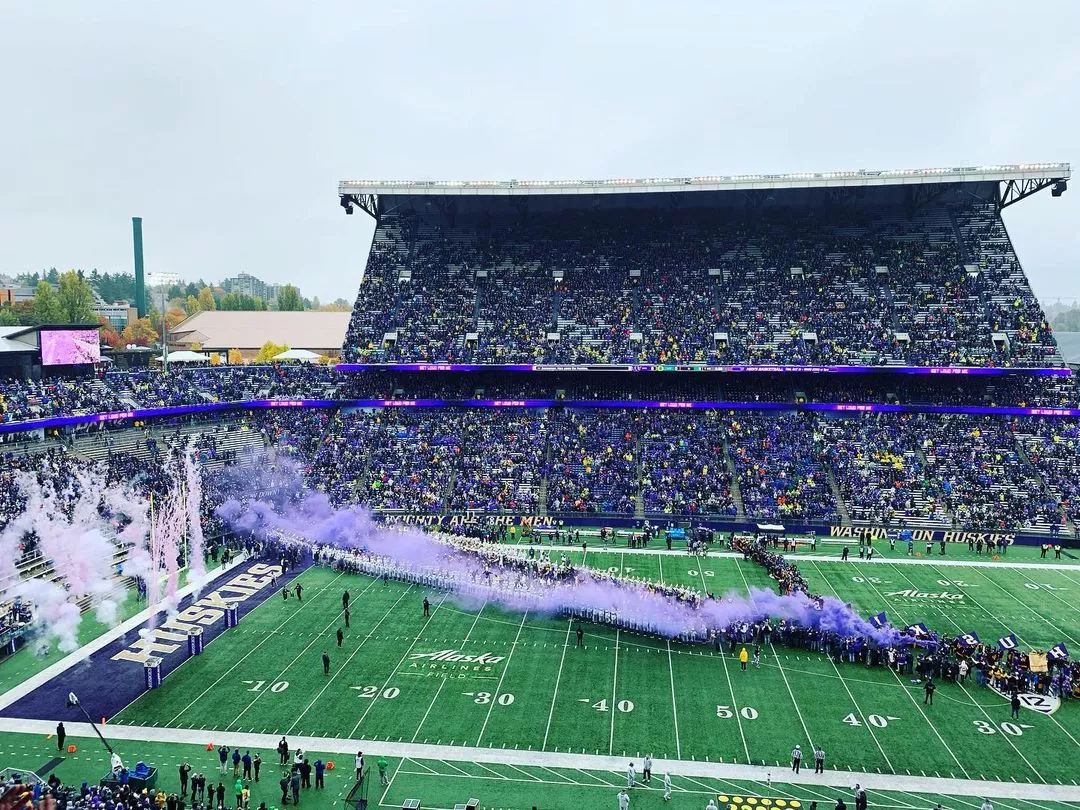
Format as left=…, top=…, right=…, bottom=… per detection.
left=0, top=326, right=38, bottom=354
left=169, top=311, right=351, bottom=352
left=340, top=163, right=1069, bottom=199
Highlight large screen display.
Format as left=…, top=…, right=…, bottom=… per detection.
left=41, top=329, right=101, bottom=366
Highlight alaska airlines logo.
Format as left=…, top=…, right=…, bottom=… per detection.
left=409, top=649, right=506, bottom=664
left=884, top=589, right=964, bottom=600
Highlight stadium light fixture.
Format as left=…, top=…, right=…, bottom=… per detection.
left=1052, top=180, right=1067, bottom=197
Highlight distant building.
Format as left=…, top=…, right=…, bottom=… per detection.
left=0, top=287, right=36, bottom=306
left=169, top=311, right=349, bottom=359
left=220, top=272, right=283, bottom=304
left=146, top=271, right=181, bottom=289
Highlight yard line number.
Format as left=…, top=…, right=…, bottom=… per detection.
left=843, top=713, right=898, bottom=728
left=717, top=705, right=759, bottom=720
left=464, top=691, right=515, bottom=706
left=973, top=720, right=1031, bottom=736
left=243, top=680, right=289, bottom=693
left=350, top=685, right=401, bottom=699
left=851, top=577, right=883, bottom=584
left=582, top=698, right=634, bottom=713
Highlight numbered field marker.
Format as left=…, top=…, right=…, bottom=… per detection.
left=350, top=685, right=400, bottom=700
left=243, top=680, right=288, bottom=693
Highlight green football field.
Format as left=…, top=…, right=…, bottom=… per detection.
left=108, top=548, right=1080, bottom=790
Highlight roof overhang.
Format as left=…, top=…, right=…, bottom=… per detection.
left=340, top=163, right=1070, bottom=199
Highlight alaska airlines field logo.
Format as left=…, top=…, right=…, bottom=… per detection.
left=404, top=649, right=506, bottom=679
left=883, top=589, right=964, bottom=600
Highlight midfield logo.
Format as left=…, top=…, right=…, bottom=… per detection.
left=409, top=649, right=506, bottom=664
left=883, top=589, right=964, bottom=600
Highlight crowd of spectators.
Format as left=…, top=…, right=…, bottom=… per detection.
left=341, top=204, right=1064, bottom=368
left=727, top=412, right=835, bottom=521
left=1, top=364, right=1078, bottom=435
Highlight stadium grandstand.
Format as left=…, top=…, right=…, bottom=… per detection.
left=5, top=162, right=1080, bottom=810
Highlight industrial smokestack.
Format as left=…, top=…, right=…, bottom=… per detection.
left=132, top=217, right=146, bottom=318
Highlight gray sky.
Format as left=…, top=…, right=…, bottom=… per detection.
left=1, top=2, right=1076, bottom=304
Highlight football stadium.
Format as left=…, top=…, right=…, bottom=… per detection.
left=3, top=163, right=1080, bottom=810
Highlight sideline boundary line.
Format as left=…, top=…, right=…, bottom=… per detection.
left=10, top=719, right=1076, bottom=803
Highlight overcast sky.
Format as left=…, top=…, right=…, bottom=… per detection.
left=1, top=2, right=1076, bottom=304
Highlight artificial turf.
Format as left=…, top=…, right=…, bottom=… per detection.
left=104, top=550, right=1080, bottom=786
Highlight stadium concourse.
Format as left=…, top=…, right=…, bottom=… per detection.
left=4, top=164, right=1080, bottom=810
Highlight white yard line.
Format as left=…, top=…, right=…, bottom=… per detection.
left=165, top=570, right=346, bottom=725
left=912, top=565, right=1080, bottom=753
left=350, top=593, right=448, bottom=738
left=813, top=561, right=973, bottom=779
left=731, top=555, right=814, bottom=750
left=411, top=600, right=486, bottom=743
left=665, top=639, right=682, bottom=759
left=609, top=628, right=620, bottom=755
left=541, top=619, right=574, bottom=750
left=715, top=642, right=751, bottom=764
left=474, top=611, right=528, bottom=747
left=964, top=564, right=1080, bottom=648
left=287, top=584, right=414, bottom=735
left=6, top=718, right=1076, bottom=803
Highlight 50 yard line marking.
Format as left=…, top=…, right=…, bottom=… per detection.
left=475, top=611, right=528, bottom=747
left=542, top=619, right=574, bottom=750
left=715, top=637, right=750, bottom=764
left=732, top=555, right=814, bottom=750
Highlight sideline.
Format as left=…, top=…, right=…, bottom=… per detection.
left=0, top=555, right=248, bottom=714
left=568, top=545, right=1080, bottom=571
left=2, top=718, right=1075, bottom=804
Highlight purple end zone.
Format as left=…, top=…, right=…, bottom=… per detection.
left=0, top=555, right=311, bottom=722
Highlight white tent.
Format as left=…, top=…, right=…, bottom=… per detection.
left=166, top=350, right=209, bottom=363
left=272, top=348, right=321, bottom=362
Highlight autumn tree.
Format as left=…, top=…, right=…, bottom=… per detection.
left=57, top=270, right=96, bottom=323
left=254, top=340, right=289, bottom=363
left=121, top=317, right=157, bottom=347
left=197, top=287, right=217, bottom=311
left=276, top=284, right=304, bottom=311
left=32, top=280, right=63, bottom=323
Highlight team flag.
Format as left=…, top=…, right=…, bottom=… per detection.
left=957, top=631, right=980, bottom=648
left=997, top=633, right=1019, bottom=651
left=1049, top=643, right=1069, bottom=661
left=869, top=612, right=888, bottom=629
left=905, top=623, right=930, bottom=637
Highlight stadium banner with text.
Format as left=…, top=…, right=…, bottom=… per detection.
left=373, top=512, right=1061, bottom=548
left=3, top=397, right=1080, bottom=436
left=336, top=362, right=1072, bottom=376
